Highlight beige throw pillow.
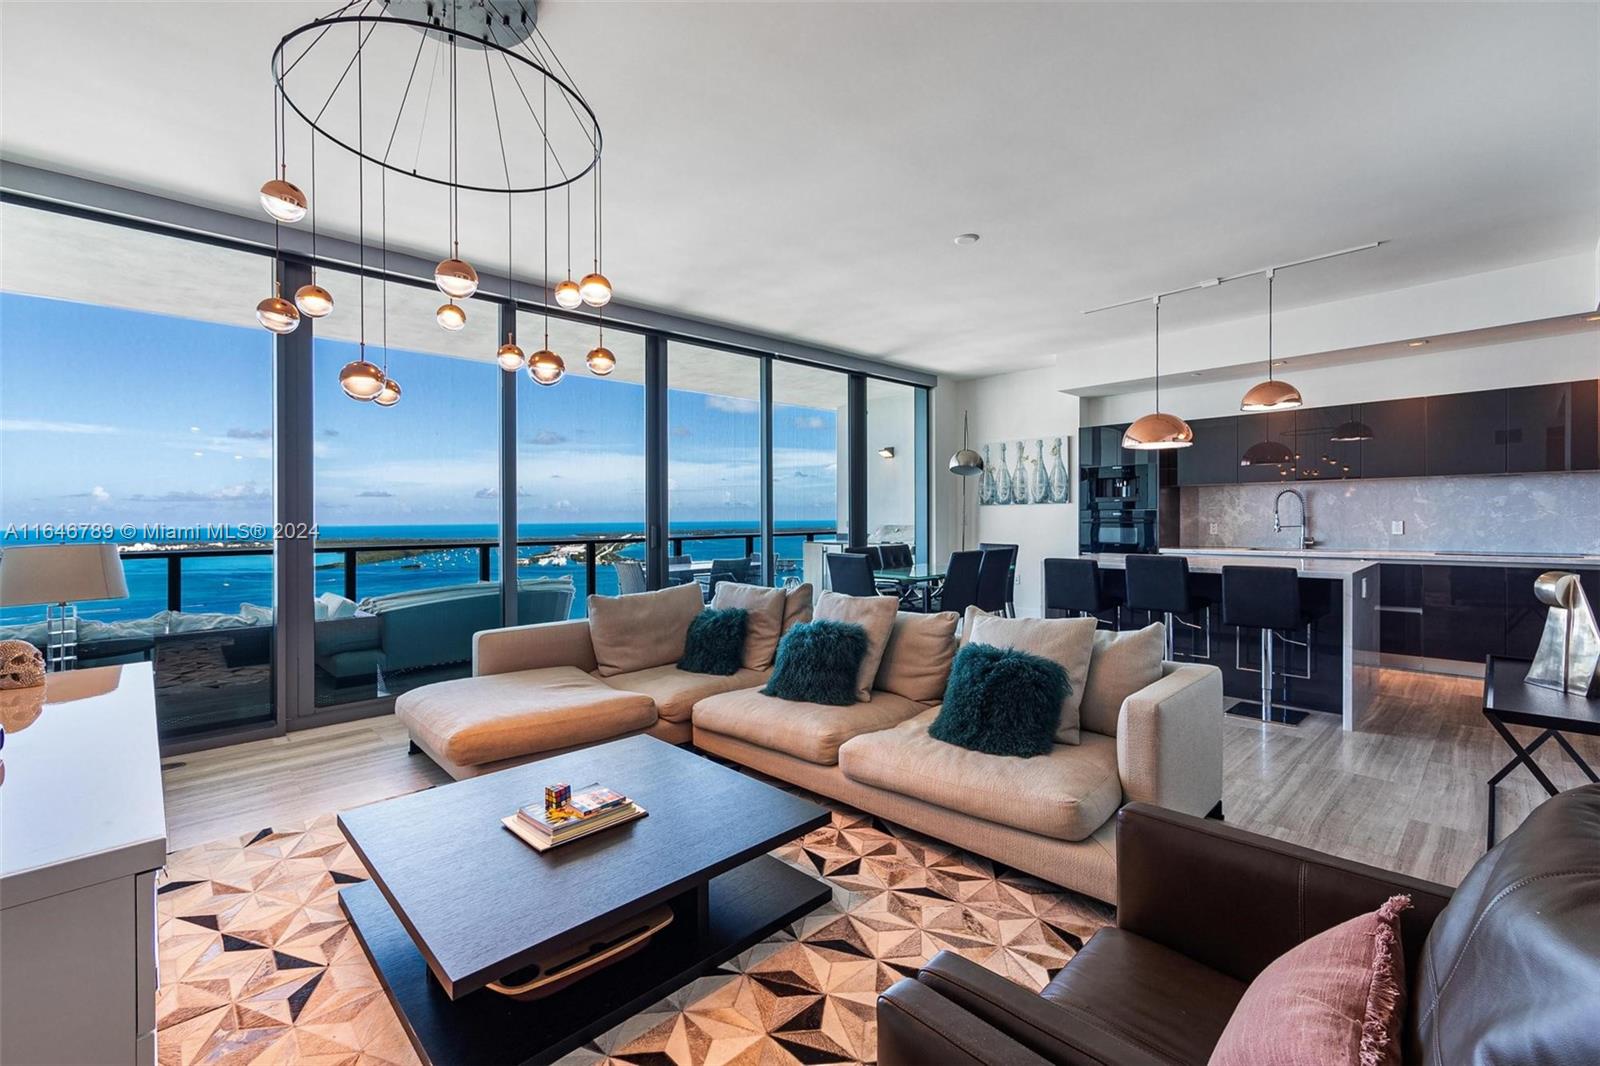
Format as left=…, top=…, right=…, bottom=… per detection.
left=782, top=583, right=815, bottom=632
left=875, top=611, right=959, bottom=703
left=710, top=582, right=787, bottom=670
left=966, top=614, right=1098, bottom=745
left=587, top=580, right=704, bottom=676
left=1079, top=623, right=1166, bottom=736
left=813, top=590, right=899, bottom=702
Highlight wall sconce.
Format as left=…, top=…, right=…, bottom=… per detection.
left=877, top=446, right=896, bottom=459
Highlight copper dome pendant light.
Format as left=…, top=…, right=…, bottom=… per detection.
left=339, top=31, right=384, bottom=404
left=528, top=70, right=564, bottom=388
left=1240, top=269, right=1304, bottom=412
left=1123, top=297, right=1194, bottom=450
left=294, top=136, right=334, bottom=318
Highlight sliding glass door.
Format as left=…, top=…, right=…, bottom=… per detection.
left=772, top=361, right=848, bottom=586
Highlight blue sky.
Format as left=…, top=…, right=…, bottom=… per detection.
left=1, top=293, right=838, bottom=532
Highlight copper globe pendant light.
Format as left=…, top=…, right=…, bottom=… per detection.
left=578, top=159, right=612, bottom=306
left=586, top=313, right=616, bottom=376
left=1123, top=297, right=1194, bottom=450
left=339, top=34, right=384, bottom=404
left=554, top=184, right=583, bottom=309
left=259, top=91, right=306, bottom=224
left=1240, top=270, right=1303, bottom=412
left=294, top=134, right=334, bottom=318
left=257, top=85, right=301, bottom=334
left=529, top=76, right=565, bottom=388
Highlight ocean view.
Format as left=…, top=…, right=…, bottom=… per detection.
left=0, top=521, right=837, bottom=625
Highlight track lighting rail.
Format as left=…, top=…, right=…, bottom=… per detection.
left=1081, top=241, right=1384, bottom=316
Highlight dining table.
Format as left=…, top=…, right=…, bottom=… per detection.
left=875, top=564, right=947, bottom=613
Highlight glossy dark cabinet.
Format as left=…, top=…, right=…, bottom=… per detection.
left=1294, top=405, right=1362, bottom=480
left=1378, top=564, right=1424, bottom=608
left=1422, top=565, right=1506, bottom=662
left=1175, top=416, right=1238, bottom=486
left=1505, top=381, right=1600, bottom=473
left=1505, top=567, right=1600, bottom=658
left=1236, top=411, right=1297, bottom=483
left=1356, top=397, right=1427, bottom=479
left=1425, top=390, right=1507, bottom=476
left=1377, top=563, right=1424, bottom=657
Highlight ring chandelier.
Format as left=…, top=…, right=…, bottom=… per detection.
left=254, top=0, right=616, bottom=407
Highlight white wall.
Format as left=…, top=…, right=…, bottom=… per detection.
left=935, top=369, right=1080, bottom=615
left=865, top=383, right=918, bottom=535
left=1084, top=330, right=1600, bottom=425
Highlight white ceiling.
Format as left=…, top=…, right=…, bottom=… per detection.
left=2, top=1, right=1596, bottom=378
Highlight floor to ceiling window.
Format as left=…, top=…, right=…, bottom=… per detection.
left=866, top=378, right=921, bottom=551
left=0, top=203, right=276, bottom=742
left=309, top=269, right=499, bottom=709
left=772, top=361, right=847, bottom=586
left=667, top=343, right=763, bottom=594
left=516, top=312, right=647, bottom=616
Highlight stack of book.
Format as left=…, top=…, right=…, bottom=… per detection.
left=502, top=783, right=647, bottom=852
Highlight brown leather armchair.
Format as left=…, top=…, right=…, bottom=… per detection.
left=878, top=785, right=1600, bottom=1065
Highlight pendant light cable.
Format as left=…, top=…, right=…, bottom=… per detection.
left=1153, top=297, right=1161, bottom=412
left=1266, top=269, right=1274, bottom=380
left=356, top=17, right=365, bottom=357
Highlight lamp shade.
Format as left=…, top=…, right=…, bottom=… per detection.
left=1239, top=439, right=1295, bottom=466
left=1123, top=412, right=1195, bottom=450
left=0, top=544, right=129, bottom=607
left=1240, top=378, right=1304, bottom=412
left=948, top=448, right=985, bottom=476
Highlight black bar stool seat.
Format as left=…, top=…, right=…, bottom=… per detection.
left=1043, top=558, right=1123, bottom=629
left=1124, top=554, right=1212, bottom=661
left=1222, top=565, right=1313, bottom=725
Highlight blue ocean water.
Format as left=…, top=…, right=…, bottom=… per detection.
left=0, top=521, right=835, bottom=624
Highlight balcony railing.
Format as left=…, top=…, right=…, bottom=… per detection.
left=119, top=528, right=840, bottom=612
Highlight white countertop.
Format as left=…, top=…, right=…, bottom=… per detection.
left=1167, top=547, right=1600, bottom=568
left=1087, top=551, right=1378, bottom=578
left=0, top=663, right=167, bottom=905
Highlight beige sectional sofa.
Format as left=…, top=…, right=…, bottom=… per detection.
left=396, top=581, right=1223, bottom=904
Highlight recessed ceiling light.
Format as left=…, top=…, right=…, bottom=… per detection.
left=953, top=233, right=980, bottom=246
left=1271, top=360, right=1287, bottom=367
left=1407, top=339, right=1428, bottom=347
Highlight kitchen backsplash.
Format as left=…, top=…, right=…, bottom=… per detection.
left=1179, top=472, right=1600, bottom=555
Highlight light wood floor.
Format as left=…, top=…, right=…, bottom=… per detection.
left=160, top=668, right=1600, bottom=887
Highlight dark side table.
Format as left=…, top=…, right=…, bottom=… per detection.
left=1482, top=655, right=1600, bottom=849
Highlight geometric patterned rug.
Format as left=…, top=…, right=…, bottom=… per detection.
left=156, top=795, right=1112, bottom=1066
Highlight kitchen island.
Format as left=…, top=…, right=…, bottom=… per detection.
left=1087, top=551, right=1382, bottom=731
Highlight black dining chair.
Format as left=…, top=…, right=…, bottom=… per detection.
left=827, top=552, right=881, bottom=597
left=707, top=557, right=752, bottom=598
left=881, top=543, right=915, bottom=569
left=977, top=542, right=1019, bottom=615
left=935, top=550, right=983, bottom=618
left=666, top=553, right=694, bottom=586
left=1042, top=557, right=1122, bottom=629
left=860, top=545, right=886, bottom=570
left=974, top=545, right=1017, bottom=615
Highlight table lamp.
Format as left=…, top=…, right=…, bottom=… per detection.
left=0, top=544, right=129, bottom=671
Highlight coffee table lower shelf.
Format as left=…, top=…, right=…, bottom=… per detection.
left=340, top=853, right=831, bottom=1066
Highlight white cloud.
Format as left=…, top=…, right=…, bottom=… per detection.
left=91, top=485, right=110, bottom=502
left=706, top=395, right=758, bottom=414
left=0, top=419, right=118, bottom=435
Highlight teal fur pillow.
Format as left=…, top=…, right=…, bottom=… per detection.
left=930, top=642, right=1068, bottom=757
left=677, top=607, right=748, bottom=676
left=762, top=620, right=869, bottom=706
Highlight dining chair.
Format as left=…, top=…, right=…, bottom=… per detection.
left=936, top=550, right=983, bottom=618
left=827, top=552, right=881, bottom=597
left=666, top=554, right=694, bottom=586
left=977, top=542, right=1019, bottom=615
left=881, top=543, right=914, bottom=569
left=861, top=545, right=886, bottom=570
left=974, top=545, right=1017, bottom=615
left=707, top=557, right=752, bottom=598
left=612, top=558, right=647, bottom=595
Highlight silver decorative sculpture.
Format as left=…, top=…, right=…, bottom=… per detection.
left=1525, top=571, right=1600, bottom=698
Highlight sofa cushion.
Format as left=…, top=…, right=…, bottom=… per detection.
left=838, top=709, right=1123, bottom=842
left=395, top=666, right=656, bottom=767
left=1080, top=623, right=1165, bottom=736
left=587, top=580, right=704, bottom=677
left=967, top=614, right=1097, bottom=744
left=929, top=643, right=1067, bottom=758
left=1210, top=894, right=1412, bottom=1066
left=677, top=607, right=748, bottom=676
left=763, top=620, right=870, bottom=707
left=693, top=686, right=926, bottom=765
left=875, top=610, right=959, bottom=703
left=710, top=582, right=787, bottom=669
left=782, top=583, right=814, bottom=632
left=601, top=664, right=769, bottom=723
left=1042, top=927, right=1246, bottom=1065
left=814, top=589, right=899, bottom=702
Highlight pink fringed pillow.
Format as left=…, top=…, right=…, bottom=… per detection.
left=1209, top=894, right=1412, bottom=1066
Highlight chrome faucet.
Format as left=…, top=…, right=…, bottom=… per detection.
left=1273, top=489, right=1315, bottom=549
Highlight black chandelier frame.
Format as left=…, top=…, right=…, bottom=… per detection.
left=270, top=10, right=603, bottom=196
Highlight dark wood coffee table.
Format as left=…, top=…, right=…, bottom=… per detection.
left=337, top=735, right=831, bottom=1065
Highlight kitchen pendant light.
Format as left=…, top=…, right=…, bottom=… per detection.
left=1240, top=270, right=1304, bottom=412
left=1123, top=297, right=1194, bottom=450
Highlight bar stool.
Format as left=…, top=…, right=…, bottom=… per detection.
left=1221, top=565, right=1312, bottom=725
left=1042, top=558, right=1122, bottom=629
left=1125, top=554, right=1211, bottom=661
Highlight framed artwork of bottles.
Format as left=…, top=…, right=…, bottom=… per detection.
left=977, top=436, right=1072, bottom=505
